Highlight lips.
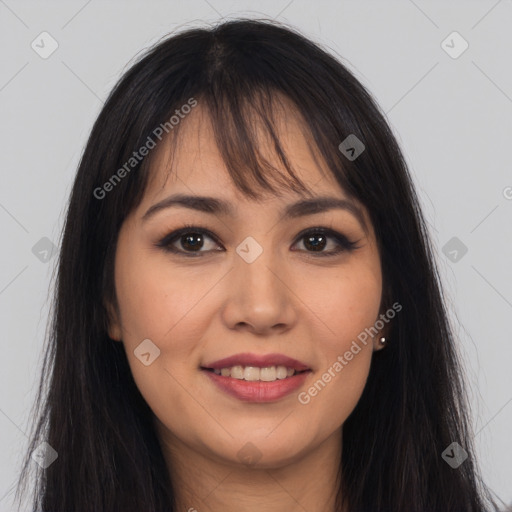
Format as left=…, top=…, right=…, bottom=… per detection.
left=200, top=352, right=312, bottom=402
left=202, top=352, right=310, bottom=372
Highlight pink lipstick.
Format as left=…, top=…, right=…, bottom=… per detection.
left=201, top=352, right=311, bottom=402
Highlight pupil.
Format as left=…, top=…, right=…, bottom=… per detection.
left=305, top=234, right=326, bottom=251
left=179, top=233, right=327, bottom=252
left=182, top=233, right=203, bottom=251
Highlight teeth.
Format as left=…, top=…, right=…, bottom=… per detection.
left=243, top=366, right=260, bottom=381
left=260, top=366, right=276, bottom=381
left=231, top=365, right=244, bottom=379
left=211, top=365, right=300, bottom=382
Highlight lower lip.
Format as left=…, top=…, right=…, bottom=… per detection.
left=201, top=369, right=311, bottom=402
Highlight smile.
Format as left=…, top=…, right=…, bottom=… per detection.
left=200, top=352, right=312, bottom=402
left=206, top=365, right=306, bottom=381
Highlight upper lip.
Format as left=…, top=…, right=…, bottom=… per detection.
left=202, top=352, right=310, bottom=371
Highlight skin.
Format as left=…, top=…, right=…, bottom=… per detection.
left=107, top=101, right=389, bottom=512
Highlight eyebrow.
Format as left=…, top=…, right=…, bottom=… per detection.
left=142, top=193, right=368, bottom=232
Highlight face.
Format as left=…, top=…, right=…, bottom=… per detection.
left=107, top=103, right=386, bottom=471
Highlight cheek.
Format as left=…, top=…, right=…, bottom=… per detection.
left=296, top=262, right=381, bottom=420
left=113, top=250, right=223, bottom=415
left=113, top=250, right=212, bottom=421
left=115, top=247, right=213, bottom=346
left=304, top=259, right=382, bottom=348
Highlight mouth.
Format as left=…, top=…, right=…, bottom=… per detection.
left=200, top=353, right=312, bottom=402
left=200, top=365, right=310, bottom=382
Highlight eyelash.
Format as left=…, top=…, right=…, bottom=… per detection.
left=155, top=223, right=362, bottom=258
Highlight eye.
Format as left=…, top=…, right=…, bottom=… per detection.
left=291, top=227, right=361, bottom=257
left=156, top=224, right=222, bottom=257
left=156, top=224, right=361, bottom=257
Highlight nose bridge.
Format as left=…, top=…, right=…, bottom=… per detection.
left=221, top=236, right=296, bottom=333
left=235, top=237, right=284, bottom=303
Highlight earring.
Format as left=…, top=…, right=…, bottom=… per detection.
left=379, top=337, right=386, bottom=345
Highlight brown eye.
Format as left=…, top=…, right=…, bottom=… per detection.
left=292, top=228, right=360, bottom=256
left=303, top=233, right=328, bottom=252
left=157, top=225, right=360, bottom=258
left=157, top=226, right=223, bottom=257
left=180, top=233, right=205, bottom=252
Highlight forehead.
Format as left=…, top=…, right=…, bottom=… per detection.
left=143, top=100, right=344, bottom=203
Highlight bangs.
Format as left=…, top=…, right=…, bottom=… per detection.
left=204, top=86, right=333, bottom=200
left=143, top=86, right=346, bottom=203
left=135, top=20, right=366, bottom=205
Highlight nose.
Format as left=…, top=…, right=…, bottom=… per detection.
left=220, top=247, right=298, bottom=336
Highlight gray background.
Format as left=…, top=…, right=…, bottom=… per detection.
left=1, top=0, right=511, bottom=509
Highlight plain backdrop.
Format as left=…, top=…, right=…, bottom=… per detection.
left=1, top=0, right=511, bottom=509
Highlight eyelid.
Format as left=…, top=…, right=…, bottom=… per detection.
left=156, top=224, right=362, bottom=257
left=156, top=224, right=223, bottom=255
left=291, top=226, right=362, bottom=256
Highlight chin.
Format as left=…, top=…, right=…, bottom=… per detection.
left=213, top=433, right=310, bottom=470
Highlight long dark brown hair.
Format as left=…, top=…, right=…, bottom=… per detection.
left=15, top=18, right=500, bottom=511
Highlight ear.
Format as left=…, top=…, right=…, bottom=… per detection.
left=105, top=299, right=122, bottom=342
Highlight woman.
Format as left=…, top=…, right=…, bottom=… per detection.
left=16, top=18, right=500, bottom=511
